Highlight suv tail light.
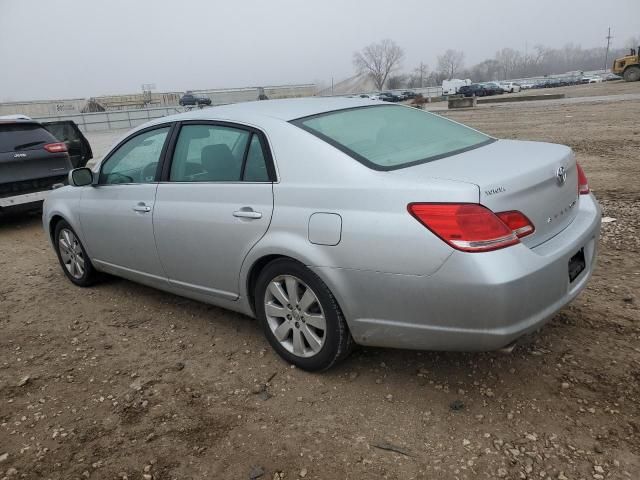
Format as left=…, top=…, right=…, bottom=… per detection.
left=576, top=163, right=589, bottom=195
left=44, top=142, right=67, bottom=153
left=495, top=211, right=535, bottom=238
left=408, top=203, right=519, bottom=253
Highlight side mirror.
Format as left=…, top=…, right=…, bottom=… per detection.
left=69, top=168, right=93, bottom=187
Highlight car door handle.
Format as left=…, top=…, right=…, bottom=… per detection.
left=132, top=203, right=152, bottom=213
left=233, top=209, right=262, bottom=219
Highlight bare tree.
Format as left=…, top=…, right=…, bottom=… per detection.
left=353, top=39, right=404, bottom=90
left=437, top=49, right=465, bottom=79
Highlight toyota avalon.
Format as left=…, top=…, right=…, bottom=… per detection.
left=43, top=98, right=601, bottom=371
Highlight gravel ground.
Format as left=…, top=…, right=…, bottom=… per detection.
left=1, top=82, right=639, bottom=480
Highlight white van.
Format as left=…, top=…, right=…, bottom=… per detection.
left=442, top=79, right=471, bottom=95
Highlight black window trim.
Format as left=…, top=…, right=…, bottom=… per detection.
left=96, top=122, right=176, bottom=186
left=289, top=104, right=496, bottom=172
left=159, top=120, right=277, bottom=183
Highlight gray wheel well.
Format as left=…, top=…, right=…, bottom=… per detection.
left=246, top=254, right=290, bottom=316
left=49, top=215, right=66, bottom=242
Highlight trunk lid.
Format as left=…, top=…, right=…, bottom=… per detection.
left=392, top=139, right=580, bottom=247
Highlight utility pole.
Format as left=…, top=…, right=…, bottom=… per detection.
left=416, top=62, right=427, bottom=88
left=604, top=27, right=613, bottom=72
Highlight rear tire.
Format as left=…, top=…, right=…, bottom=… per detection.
left=54, top=220, right=98, bottom=287
left=623, top=66, right=640, bottom=82
left=255, top=258, right=353, bottom=371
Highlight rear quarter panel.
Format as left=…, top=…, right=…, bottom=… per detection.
left=241, top=121, right=478, bottom=296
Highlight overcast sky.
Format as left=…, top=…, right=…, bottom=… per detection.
left=1, top=0, right=638, bottom=101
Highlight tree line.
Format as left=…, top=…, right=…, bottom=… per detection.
left=354, top=37, right=640, bottom=89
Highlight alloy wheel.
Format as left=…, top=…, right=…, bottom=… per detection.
left=58, top=228, right=85, bottom=279
left=264, top=275, right=326, bottom=358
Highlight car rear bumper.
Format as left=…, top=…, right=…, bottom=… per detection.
left=0, top=189, right=51, bottom=209
left=313, top=193, right=601, bottom=351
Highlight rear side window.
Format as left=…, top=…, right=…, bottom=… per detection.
left=0, top=123, right=57, bottom=153
left=292, top=105, right=492, bottom=171
left=169, top=124, right=271, bottom=182
left=41, top=122, right=77, bottom=143
left=170, top=125, right=250, bottom=182
left=243, top=134, right=270, bottom=182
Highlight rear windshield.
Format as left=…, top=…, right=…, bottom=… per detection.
left=0, top=123, right=57, bottom=153
left=292, top=105, right=492, bottom=170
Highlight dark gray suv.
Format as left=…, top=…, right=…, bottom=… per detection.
left=0, top=119, right=92, bottom=213
left=179, top=93, right=212, bottom=106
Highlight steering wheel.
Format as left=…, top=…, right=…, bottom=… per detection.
left=142, top=162, right=158, bottom=182
left=108, top=172, right=134, bottom=184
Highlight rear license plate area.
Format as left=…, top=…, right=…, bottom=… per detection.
left=568, top=248, right=586, bottom=283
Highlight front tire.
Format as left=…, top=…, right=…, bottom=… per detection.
left=255, top=258, right=353, bottom=371
left=54, top=220, right=98, bottom=287
left=623, top=66, right=640, bottom=82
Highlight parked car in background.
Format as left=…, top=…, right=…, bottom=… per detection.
left=458, top=84, right=489, bottom=97
left=580, top=76, right=603, bottom=84
left=44, top=98, right=601, bottom=371
left=179, top=92, right=212, bottom=106
left=601, top=72, right=622, bottom=81
left=378, top=92, right=400, bottom=102
left=535, top=79, right=552, bottom=88
left=1, top=118, right=91, bottom=214
left=482, top=82, right=505, bottom=95
left=402, top=90, right=417, bottom=99
left=500, top=82, right=521, bottom=93
left=519, top=81, right=535, bottom=90
left=359, top=94, right=381, bottom=100
left=41, top=120, right=93, bottom=168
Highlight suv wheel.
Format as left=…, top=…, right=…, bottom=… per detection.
left=54, top=220, right=98, bottom=287
left=255, top=258, right=353, bottom=371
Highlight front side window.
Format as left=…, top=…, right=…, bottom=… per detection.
left=99, top=127, right=170, bottom=184
left=169, top=124, right=270, bottom=182
left=292, top=105, right=492, bottom=170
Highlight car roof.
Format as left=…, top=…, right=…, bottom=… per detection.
left=145, top=97, right=381, bottom=128
left=0, top=118, right=40, bottom=126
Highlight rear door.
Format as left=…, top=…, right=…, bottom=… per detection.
left=153, top=121, right=275, bottom=300
left=41, top=120, right=93, bottom=168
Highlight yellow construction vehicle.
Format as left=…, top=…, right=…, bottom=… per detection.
left=612, top=46, right=640, bottom=81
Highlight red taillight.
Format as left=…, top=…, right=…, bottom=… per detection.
left=495, top=210, right=535, bottom=238
left=576, top=163, right=589, bottom=195
left=44, top=142, right=67, bottom=153
left=408, top=203, right=519, bottom=252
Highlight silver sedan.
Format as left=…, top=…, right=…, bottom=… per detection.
left=43, top=98, right=601, bottom=371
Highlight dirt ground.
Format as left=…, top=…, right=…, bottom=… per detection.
left=1, top=82, right=639, bottom=480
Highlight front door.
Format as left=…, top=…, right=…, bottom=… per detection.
left=78, top=125, right=171, bottom=286
left=153, top=122, right=275, bottom=299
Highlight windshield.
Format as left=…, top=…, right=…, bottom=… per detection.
left=292, top=105, right=493, bottom=171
